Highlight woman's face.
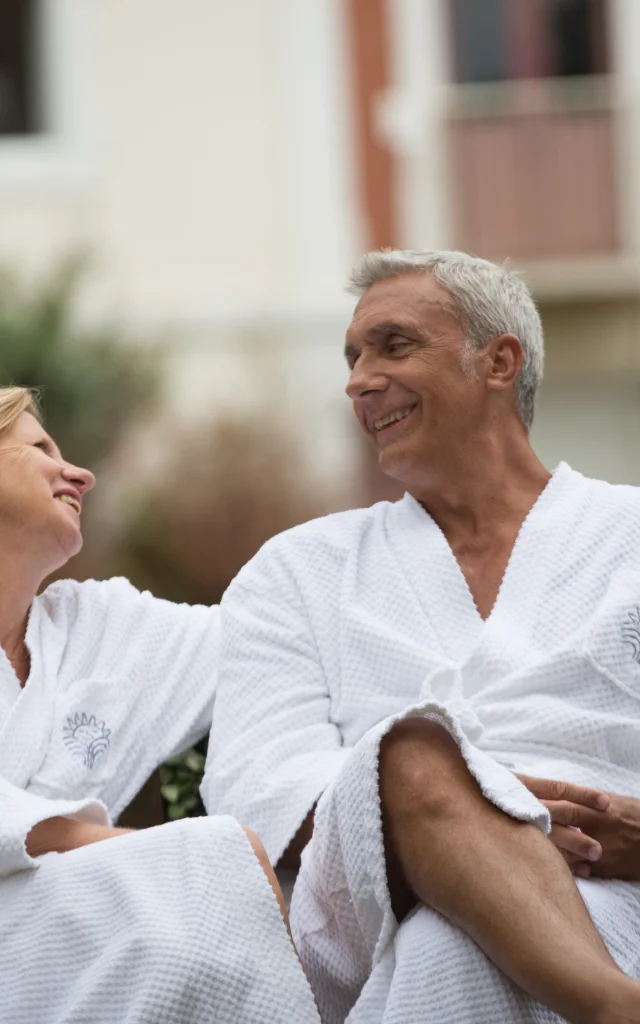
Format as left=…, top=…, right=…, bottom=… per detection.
left=0, top=412, right=96, bottom=577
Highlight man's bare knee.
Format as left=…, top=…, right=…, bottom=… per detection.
left=378, top=718, right=469, bottom=921
left=380, top=717, right=466, bottom=819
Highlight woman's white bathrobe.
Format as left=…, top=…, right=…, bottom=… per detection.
left=1, top=577, right=318, bottom=1024
left=205, top=463, right=640, bottom=1023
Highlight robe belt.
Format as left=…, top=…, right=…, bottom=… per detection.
left=419, top=664, right=484, bottom=743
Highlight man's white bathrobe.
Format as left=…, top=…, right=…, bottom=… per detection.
left=1, top=577, right=318, bottom=1024
left=204, top=463, right=640, bottom=1023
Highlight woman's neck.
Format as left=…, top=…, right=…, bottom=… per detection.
left=0, top=548, right=42, bottom=685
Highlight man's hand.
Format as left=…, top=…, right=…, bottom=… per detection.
left=570, top=792, right=640, bottom=881
left=516, top=775, right=640, bottom=880
left=515, top=775, right=610, bottom=877
left=26, top=816, right=134, bottom=859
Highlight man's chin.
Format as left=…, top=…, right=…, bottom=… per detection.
left=377, top=443, right=421, bottom=485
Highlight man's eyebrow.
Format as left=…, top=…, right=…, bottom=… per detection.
left=344, top=341, right=359, bottom=362
left=369, top=320, right=411, bottom=337
left=367, top=319, right=428, bottom=342
left=344, top=319, right=426, bottom=361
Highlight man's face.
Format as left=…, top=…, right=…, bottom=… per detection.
left=345, top=272, right=486, bottom=486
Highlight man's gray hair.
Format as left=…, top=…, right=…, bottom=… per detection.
left=348, top=249, right=544, bottom=430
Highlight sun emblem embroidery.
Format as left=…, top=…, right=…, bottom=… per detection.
left=621, top=606, right=640, bottom=665
left=63, top=713, right=111, bottom=769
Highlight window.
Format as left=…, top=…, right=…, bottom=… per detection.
left=0, top=0, right=38, bottom=135
left=452, top=0, right=507, bottom=83
left=451, top=0, right=609, bottom=83
left=549, top=0, right=608, bottom=77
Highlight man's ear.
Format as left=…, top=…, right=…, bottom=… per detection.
left=485, top=334, right=524, bottom=391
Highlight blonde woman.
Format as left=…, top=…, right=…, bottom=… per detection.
left=0, top=387, right=318, bottom=1024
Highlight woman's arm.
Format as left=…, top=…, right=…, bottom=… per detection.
left=0, top=774, right=109, bottom=877
left=26, top=817, right=132, bottom=857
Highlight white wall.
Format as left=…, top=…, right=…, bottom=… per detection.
left=0, top=0, right=364, bottom=491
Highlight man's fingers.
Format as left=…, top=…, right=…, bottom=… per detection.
left=549, top=823, right=602, bottom=862
left=562, top=851, right=592, bottom=878
left=545, top=800, right=602, bottom=830
left=516, top=774, right=609, bottom=810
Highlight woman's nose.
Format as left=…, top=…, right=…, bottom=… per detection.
left=61, top=462, right=96, bottom=494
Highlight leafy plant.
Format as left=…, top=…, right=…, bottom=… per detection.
left=0, top=253, right=156, bottom=467
left=159, top=748, right=207, bottom=820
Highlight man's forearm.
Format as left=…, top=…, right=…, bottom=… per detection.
left=26, top=816, right=133, bottom=858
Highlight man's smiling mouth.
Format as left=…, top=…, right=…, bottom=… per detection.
left=373, top=404, right=417, bottom=432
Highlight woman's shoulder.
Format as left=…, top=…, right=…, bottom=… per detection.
left=38, top=577, right=217, bottom=642
left=37, top=576, right=145, bottom=628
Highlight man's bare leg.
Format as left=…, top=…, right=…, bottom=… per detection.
left=379, top=718, right=640, bottom=1024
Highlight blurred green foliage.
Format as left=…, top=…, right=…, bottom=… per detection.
left=0, top=254, right=156, bottom=467
left=159, top=748, right=207, bottom=820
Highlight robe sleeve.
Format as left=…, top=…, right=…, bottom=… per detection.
left=96, top=581, right=221, bottom=818
left=201, top=547, right=349, bottom=865
left=128, top=591, right=220, bottom=766
left=0, top=777, right=108, bottom=877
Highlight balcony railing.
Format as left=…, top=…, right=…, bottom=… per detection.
left=446, top=76, right=618, bottom=261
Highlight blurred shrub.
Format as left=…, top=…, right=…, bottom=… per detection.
left=116, top=416, right=328, bottom=606
left=0, top=254, right=157, bottom=467
left=159, top=747, right=207, bottom=820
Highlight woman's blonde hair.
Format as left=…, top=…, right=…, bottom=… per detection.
left=0, top=386, right=42, bottom=436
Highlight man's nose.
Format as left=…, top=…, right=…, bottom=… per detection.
left=345, top=356, right=388, bottom=400
left=61, top=462, right=96, bottom=494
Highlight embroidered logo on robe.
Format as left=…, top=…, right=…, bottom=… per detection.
left=622, top=606, right=640, bottom=665
left=63, top=713, right=111, bottom=769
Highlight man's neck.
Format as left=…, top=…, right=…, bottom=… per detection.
left=407, top=436, right=551, bottom=549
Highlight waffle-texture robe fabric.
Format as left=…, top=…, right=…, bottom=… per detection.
left=204, top=462, right=640, bottom=1022
left=0, top=577, right=318, bottom=1024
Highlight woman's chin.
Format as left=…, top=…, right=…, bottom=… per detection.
left=57, top=528, right=84, bottom=565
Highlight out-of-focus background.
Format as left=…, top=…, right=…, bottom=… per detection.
left=1, top=0, right=638, bottom=816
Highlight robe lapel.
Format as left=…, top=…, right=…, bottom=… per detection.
left=388, top=464, right=587, bottom=714
left=460, top=463, right=588, bottom=697
left=387, top=493, right=484, bottom=666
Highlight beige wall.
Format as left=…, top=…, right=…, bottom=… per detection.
left=532, top=300, right=640, bottom=484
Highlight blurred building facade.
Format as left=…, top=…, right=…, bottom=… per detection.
left=1, top=0, right=639, bottom=497
left=363, top=0, right=640, bottom=487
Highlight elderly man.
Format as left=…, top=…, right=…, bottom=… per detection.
left=204, top=250, right=640, bottom=1023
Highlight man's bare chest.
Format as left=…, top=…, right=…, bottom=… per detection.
left=454, top=548, right=513, bottom=621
